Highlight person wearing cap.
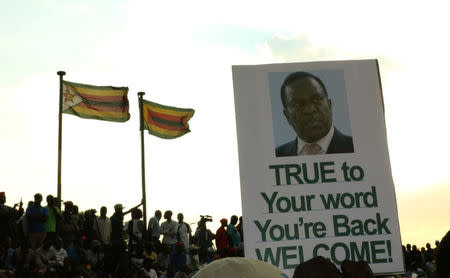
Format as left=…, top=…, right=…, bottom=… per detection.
left=110, top=202, right=142, bottom=246
left=192, top=257, right=285, bottom=278
left=110, top=201, right=143, bottom=267
left=26, top=193, right=49, bottom=249
left=215, top=218, right=228, bottom=256
left=0, top=191, right=23, bottom=244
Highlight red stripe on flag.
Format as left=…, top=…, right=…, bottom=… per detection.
left=146, top=109, right=186, bottom=123
left=146, top=110, right=186, bottom=131
left=76, top=92, right=127, bottom=103
left=75, top=102, right=129, bottom=112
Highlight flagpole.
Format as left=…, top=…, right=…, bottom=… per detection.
left=138, top=92, right=148, bottom=229
left=57, top=71, right=66, bottom=201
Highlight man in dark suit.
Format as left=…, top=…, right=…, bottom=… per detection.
left=275, top=71, right=354, bottom=157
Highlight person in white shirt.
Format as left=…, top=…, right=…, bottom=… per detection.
left=160, top=210, right=178, bottom=248
left=177, top=213, right=192, bottom=253
left=148, top=210, right=161, bottom=243
left=50, top=237, right=67, bottom=267
left=94, top=206, right=111, bottom=246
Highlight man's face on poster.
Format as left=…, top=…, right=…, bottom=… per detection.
left=283, top=77, right=332, bottom=143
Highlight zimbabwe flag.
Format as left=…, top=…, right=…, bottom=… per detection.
left=141, top=99, right=194, bottom=139
left=62, top=81, right=130, bottom=122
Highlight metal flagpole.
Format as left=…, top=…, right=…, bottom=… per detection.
left=57, top=71, right=66, bottom=200
left=138, top=92, right=148, bottom=229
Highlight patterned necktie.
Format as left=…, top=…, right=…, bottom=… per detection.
left=303, top=143, right=321, bottom=155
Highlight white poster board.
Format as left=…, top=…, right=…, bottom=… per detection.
left=232, top=60, right=403, bottom=277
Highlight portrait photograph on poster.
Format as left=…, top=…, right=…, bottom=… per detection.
left=232, top=60, right=404, bottom=277
left=268, top=70, right=354, bottom=157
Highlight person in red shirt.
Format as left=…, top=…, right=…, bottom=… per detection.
left=215, top=218, right=228, bottom=257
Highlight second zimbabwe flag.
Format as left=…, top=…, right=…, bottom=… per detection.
left=141, top=99, right=195, bottom=139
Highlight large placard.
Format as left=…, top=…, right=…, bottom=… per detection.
left=232, top=60, right=403, bottom=277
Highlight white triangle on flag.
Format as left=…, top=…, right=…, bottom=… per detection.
left=62, top=83, right=83, bottom=111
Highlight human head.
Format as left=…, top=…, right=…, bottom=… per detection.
left=198, top=220, right=206, bottom=229
left=132, top=208, right=142, bottom=219
left=281, top=71, right=332, bottom=143
left=64, top=201, right=73, bottom=214
left=0, top=192, right=5, bottom=204
left=293, top=256, right=341, bottom=278
left=436, top=231, right=450, bottom=278
left=34, top=193, right=43, bottom=206
left=90, top=240, right=101, bottom=252
left=100, top=206, right=107, bottom=217
left=220, top=218, right=228, bottom=227
left=46, top=195, right=54, bottom=206
left=155, top=210, right=162, bottom=220
left=54, top=197, right=61, bottom=209
left=43, top=238, right=52, bottom=250
left=230, top=215, right=238, bottom=225
left=114, top=204, right=123, bottom=213
left=143, top=257, right=154, bottom=271
left=177, top=213, right=184, bottom=222
left=164, top=210, right=172, bottom=220
left=54, top=237, right=63, bottom=250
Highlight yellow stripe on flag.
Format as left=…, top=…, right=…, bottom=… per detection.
left=68, top=85, right=127, bottom=97
left=145, top=122, right=187, bottom=137
left=143, top=103, right=194, bottom=118
left=72, top=105, right=127, bottom=119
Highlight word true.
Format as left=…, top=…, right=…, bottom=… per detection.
left=268, top=161, right=364, bottom=185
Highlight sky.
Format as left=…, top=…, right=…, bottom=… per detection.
left=1, top=0, right=449, bottom=249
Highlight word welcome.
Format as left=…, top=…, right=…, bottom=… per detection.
left=255, top=240, right=393, bottom=268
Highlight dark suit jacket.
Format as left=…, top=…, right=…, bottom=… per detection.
left=275, top=128, right=354, bottom=157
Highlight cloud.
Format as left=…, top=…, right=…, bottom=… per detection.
left=265, top=35, right=336, bottom=62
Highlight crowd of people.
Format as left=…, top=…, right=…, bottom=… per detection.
left=0, top=192, right=244, bottom=278
left=402, top=241, right=441, bottom=277
left=1, top=191, right=449, bottom=278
